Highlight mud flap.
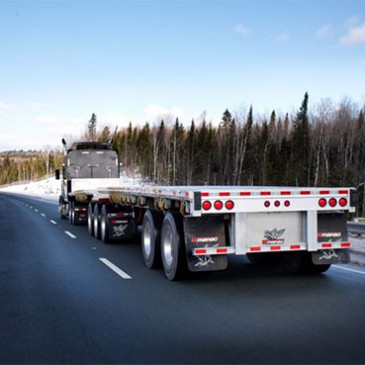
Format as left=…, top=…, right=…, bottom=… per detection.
left=184, top=216, right=228, bottom=272
left=107, top=207, right=135, bottom=240
left=312, top=249, right=350, bottom=265
left=314, top=212, right=349, bottom=265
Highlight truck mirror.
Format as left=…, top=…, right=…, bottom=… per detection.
left=55, top=169, right=60, bottom=180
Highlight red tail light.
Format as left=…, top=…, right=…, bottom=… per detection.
left=225, top=200, right=234, bottom=210
left=319, top=198, right=327, bottom=207
left=214, top=200, right=223, bottom=210
left=274, top=201, right=280, bottom=207
left=339, top=198, right=347, bottom=207
left=264, top=201, right=270, bottom=208
left=329, top=198, right=337, bottom=207
left=284, top=200, right=290, bottom=207
left=202, top=201, right=211, bottom=210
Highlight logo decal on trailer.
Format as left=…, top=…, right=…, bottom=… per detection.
left=263, top=228, right=285, bottom=245
left=113, top=224, right=128, bottom=237
left=191, top=236, right=219, bottom=243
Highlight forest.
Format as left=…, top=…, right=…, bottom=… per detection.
left=1, top=93, right=365, bottom=213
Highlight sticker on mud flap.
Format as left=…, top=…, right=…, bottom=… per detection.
left=262, top=228, right=286, bottom=245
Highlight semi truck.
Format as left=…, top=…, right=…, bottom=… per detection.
left=56, top=140, right=357, bottom=280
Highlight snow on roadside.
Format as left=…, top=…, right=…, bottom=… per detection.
left=0, top=172, right=141, bottom=202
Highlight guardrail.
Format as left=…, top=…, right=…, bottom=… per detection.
left=348, top=222, right=365, bottom=235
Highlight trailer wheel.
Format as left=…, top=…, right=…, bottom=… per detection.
left=161, top=212, right=187, bottom=281
left=142, top=210, right=162, bottom=269
left=59, top=196, right=68, bottom=219
left=93, top=204, right=100, bottom=239
left=69, top=201, right=75, bottom=225
left=301, top=253, right=331, bottom=274
left=100, top=204, right=110, bottom=243
left=87, top=202, right=94, bottom=236
left=280, top=252, right=306, bottom=274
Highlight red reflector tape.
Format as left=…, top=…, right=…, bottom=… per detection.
left=270, top=246, right=281, bottom=251
left=250, top=247, right=261, bottom=252
left=290, top=245, right=301, bottom=250
left=320, top=190, right=330, bottom=195
left=261, top=191, right=271, bottom=196
left=300, top=191, right=310, bottom=195
left=216, top=248, right=228, bottom=254
left=322, top=243, right=332, bottom=248
left=201, top=192, right=209, bottom=197
left=280, top=191, right=291, bottom=195
left=195, top=249, right=207, bottom=254
left=338, top=190, right=348, bottom=195
left=341, top=242, right=351, bottom=248
left=240, top=192, right=251, bottom=196
left=219, top=192, right=230, bottom=197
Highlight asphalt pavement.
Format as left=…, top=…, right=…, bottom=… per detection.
left=1, top=193, right=365, bottom=364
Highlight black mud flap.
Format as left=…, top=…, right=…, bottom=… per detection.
left=318, top=212, right=348, bottom=243
left=315, top=212, right=350, bottom=265
left=108, top=216, right=135, bottom=241
left=184, top=216, right=228, bottom=272
left=312, top=249, right=350, bottom=265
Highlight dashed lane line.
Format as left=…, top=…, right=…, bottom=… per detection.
left=50, top=220, right=57, bottom=225
left=41, top=213, right=46, bottom=217
left=99, top=258, right=132, bottom=280
left=333, top=264, right=365, bottom=276
left=64, top=231, right=77, bottom=239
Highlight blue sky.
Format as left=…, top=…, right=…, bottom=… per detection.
left=1, top=0, right=365, bottom=151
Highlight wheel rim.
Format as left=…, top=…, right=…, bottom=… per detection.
left=163, top=226, right=173, bottom=267
left=143, top=220, right=152, bottom=256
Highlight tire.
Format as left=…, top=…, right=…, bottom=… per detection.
left=87, top=202, right=94, bottom=236
left=93, top=204, right=100, bottom=239
left=142, top=210, right=162, bottom=269
left=69, top=201, right=75, bottom=225
left=280, top=252, right=306, bottom=275
left=301, top=253, right=331, bottom=274
left=100, top=204, right=110, bottom=243
left=59, top=196, right=68, bottom=219
left=161, top=212, right=187, bottom=281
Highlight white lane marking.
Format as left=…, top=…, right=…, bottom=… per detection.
left=41, top=213, right=46, bottom=217
left=34, top=209, right=38, bottom=212
left=99, top=258, right=132, bottom=280
left=64, top=231, right=77, bottom=239
left=333, top=265, right=365, bottom=276
left=50, top=220, right=57, bottom=225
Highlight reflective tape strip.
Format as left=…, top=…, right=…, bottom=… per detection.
left=192, top=247, right=235, bottom=256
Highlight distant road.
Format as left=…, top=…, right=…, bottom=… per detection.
left=1, top=193, right=365, bottom=364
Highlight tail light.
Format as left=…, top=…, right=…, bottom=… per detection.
left=214, top=200, right=223, bottom=210
left=329, top=198, right=337, bottom=207
left=225, top=200, right=234, bottom=210
left=339, top=198, right=347, bottom=207
left=202, top=201, right=211, bottom=210
left=319, top=198, right=327, bottom=207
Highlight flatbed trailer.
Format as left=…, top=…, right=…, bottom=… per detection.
left=67, top=183, right=357, bottom=280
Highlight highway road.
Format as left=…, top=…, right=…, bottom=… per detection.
left=1, top=193, right=365, bottom=364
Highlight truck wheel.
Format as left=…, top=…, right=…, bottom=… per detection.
left=87, top=202, right=94, bottom=236
left=142, top=210, right=162, bottom=269
left=280, top=252, right=306, bottom=274
left=301, top=253, right=331, bottom=274
left=59, top=196, right=68, bottom=219
left=69, top=201, right=75, bottom=225
left=93, top=204, right=100, bottom=239
left=161, top=212, right=187, bottom=281
left=100, top=204, right=110, bottom=243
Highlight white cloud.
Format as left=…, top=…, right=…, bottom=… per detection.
left=0, top=100, right=17, bottom=113
left=23, top=100, right=51, bottom=112
left=275, top=31, right=289, bottom=43
left=234, top=24, right=252, bottom=37
left=316, top=24, right=333, bottom=39
left=339, top=22, right=365, bottom=45
left=145, top=104, right=184, bottom=125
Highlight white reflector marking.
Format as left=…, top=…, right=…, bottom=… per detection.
left=64, top=231, right=76, bottom=239
left=99, top=258, right=132, bottom=280
left=333, top=265, right=365, bottom=276
left=50, top=220, right=57, bottom=225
